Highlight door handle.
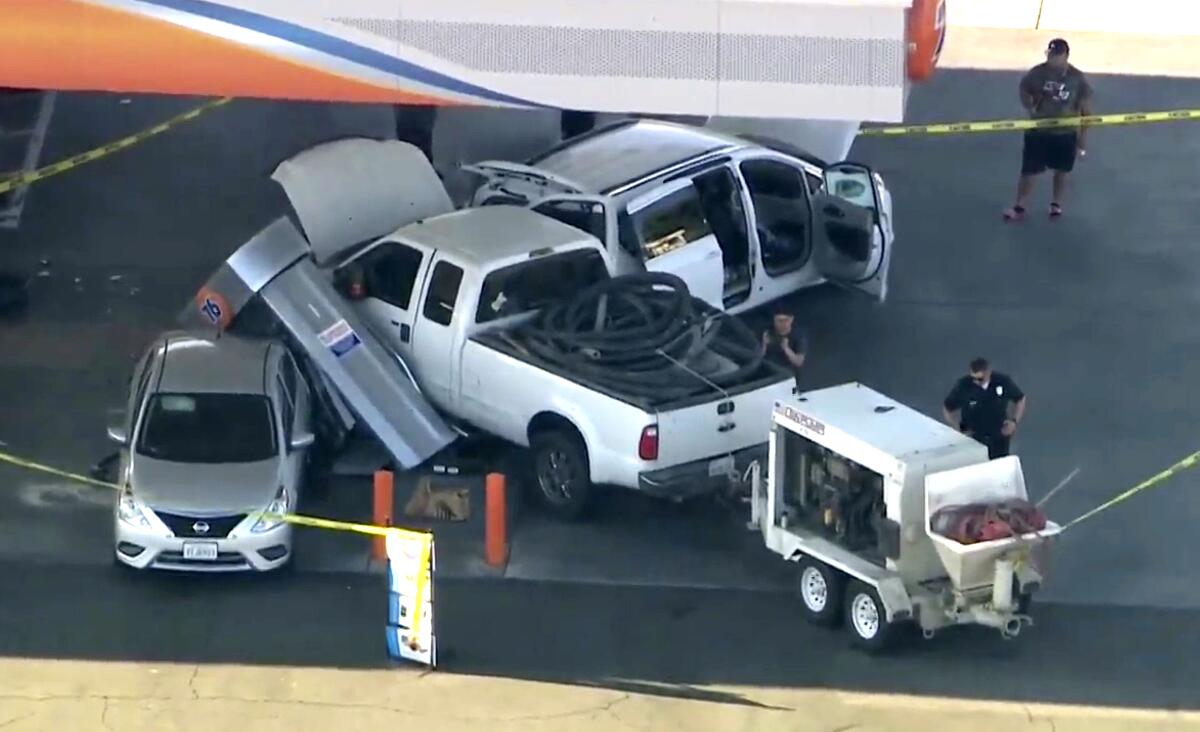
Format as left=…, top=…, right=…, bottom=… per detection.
left=399, top=324, right=411, bottom=343
left=823, top=205, right=844, bottom=217
left=718, top=422, right=736, bottom=432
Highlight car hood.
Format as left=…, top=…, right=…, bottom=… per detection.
left=129, top=455, right=281, bottom=515
left=271, top=137, right=454, bottom=266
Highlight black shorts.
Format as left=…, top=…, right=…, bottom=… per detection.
left=1021, top=130, right=1078, bottom=175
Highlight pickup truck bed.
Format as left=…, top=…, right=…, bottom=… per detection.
left=474, top=329, right=792, bottom=412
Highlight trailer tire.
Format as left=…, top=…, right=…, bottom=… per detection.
left=529, top=429, right=592, bottom=520
left=796, top=557, right=845, bottom=627
left=844, top=581, right=895, bottom=653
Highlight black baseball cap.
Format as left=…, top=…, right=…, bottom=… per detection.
left=1047, top=38, right=1070, bottom=56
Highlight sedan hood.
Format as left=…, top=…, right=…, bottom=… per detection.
left=129, top=456, right=281, bottom=515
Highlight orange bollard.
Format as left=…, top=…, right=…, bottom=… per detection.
left=372, top=469, right=394, bottom=561
left=485, top=472, right=508, bottom=567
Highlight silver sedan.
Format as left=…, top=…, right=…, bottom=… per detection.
left=107, top=330, right=316, bottom=572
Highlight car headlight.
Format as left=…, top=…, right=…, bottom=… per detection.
left=251, top=485, right=291, bottom=533
left=117, top=486, right=152, bottom=528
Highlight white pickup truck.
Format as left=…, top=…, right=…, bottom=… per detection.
left=268, top=137, right=796, bottom=518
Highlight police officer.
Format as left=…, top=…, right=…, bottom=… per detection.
left=942, top=357, right=1027, bottom=459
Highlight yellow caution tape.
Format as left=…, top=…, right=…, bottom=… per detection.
left=1063, top=449, right=1200, bottom=531
left=0, top=449, right=431, bottom=542
left=0, top=97, right=233, bottom=195
left=858, top=108, right=1200, bottom=137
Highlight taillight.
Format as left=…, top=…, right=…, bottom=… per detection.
left=638, top=425, right=659, bottom=461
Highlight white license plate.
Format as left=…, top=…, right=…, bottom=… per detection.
left=182, top=542, right=218, bottom=561
left=708, top=455, right=735, bottom=478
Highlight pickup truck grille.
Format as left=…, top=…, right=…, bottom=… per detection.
left=153, top=511, right=246, bottom=538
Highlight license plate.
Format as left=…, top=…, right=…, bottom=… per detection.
left=182, top=542, right=218, bottom=561
left=708, top=455, right=735, bottom=478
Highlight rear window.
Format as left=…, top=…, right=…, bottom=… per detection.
left=476, top=249, right=610, bottom=323
left=136, top=393, right=276, bottom=464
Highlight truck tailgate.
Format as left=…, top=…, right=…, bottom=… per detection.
left=654, top=376, right=794, bottom=471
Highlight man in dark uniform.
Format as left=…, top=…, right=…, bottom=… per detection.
left=942, top=357, right=1028, bottom=459
left=761, top=305, right=808, bottom=391
left=1003, top=38, right=1094, bottom=222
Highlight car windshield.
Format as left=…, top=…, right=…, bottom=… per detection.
left=136, top=393, right=277, bottom=464
left=476, top=248, right=610, bottom=323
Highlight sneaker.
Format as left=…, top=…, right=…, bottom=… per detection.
left=1003, top=205, right=1026, bottom=222
left=1049, top=202, right=1063, bottom=218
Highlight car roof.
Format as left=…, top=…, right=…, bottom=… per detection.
left=153, top=331, right=275, bottom=396
left=526, top=119, right=748, bottom=195
left=390, top=205, right=600, bottom=268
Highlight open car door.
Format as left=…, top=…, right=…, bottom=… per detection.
left=624, top=179, right=725, bottom=309
left=271, top=137, right=455, bottom=266
left=811, top=162, right=892, bottom=302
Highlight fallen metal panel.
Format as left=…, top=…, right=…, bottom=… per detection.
left=271, top=137, right=454, bottom=266
left=181, top=217, right=457, bottom=469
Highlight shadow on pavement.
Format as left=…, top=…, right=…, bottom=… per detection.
left=1, top=563, right=1197, bottom=712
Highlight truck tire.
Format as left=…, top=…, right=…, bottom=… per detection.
left=844, top=580, right=895, bottom=653
left=529, top=430, right=592, bottom=520
left=796, top=557, right=845, bottom=627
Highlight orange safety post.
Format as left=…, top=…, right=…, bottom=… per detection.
left=485, top=472, right=508, bottom=567
left=372, top=469, right=395, bottom=561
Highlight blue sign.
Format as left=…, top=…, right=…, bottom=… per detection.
left=201, top=297, right=222, bottom=324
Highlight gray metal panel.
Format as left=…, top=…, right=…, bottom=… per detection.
left=259, top=255, right=456, bottom=468
left=176, top=217, right=307, bottom=330
left=330, top=18, right=906, bottom=87
left=179, top=217, right=456, bottom=469
left=227, top=216, right=312, bottom=293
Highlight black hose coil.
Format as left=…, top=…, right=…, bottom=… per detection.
left=511, top=272, right=768, bottom=402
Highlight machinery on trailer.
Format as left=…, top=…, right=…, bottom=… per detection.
left=749, top=383, right=1062, bottom=651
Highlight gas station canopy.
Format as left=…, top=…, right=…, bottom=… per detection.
left=0, top=0, right=942, bottom=122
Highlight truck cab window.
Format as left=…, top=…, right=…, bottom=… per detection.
left=629, top=185, right=713, bottom=260
left=740, top=159, right=813, bottom=275
left=476, top=249, right=609, bottom=323
left=354, top=242, right=424, bottom=310
left=532, top=200, right=607, bottom=242
left=422, top=260, right=464, bottom=326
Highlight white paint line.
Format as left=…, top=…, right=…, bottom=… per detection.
left=1037, top=466, right=1081, bottom=508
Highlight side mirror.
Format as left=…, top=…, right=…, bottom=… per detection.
left=290, top=432, right=316, bottom=451
left=106, top=424, right=129, bottom=446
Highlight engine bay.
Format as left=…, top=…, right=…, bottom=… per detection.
left=780, top=431, right=888, bottom=560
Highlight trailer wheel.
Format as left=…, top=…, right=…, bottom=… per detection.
left=796, top=557, right=845, bottom=627
left=844, top=581, right=895, bottom=653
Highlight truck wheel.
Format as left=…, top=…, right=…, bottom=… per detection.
left=796, top=557, right=845, bottom=627
left=844, top=580, right=895, bottom=653
left=530, top=430, right=592, bottom=520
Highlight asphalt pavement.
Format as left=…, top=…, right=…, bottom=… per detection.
left=1, top=562, right=1198, bottom=711
left=1, top=66, right=1200, bottom=616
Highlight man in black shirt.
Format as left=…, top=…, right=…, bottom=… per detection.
left=761, top=306, right=808, bottom=391
left=942, top=357, right=1027, bottom=459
